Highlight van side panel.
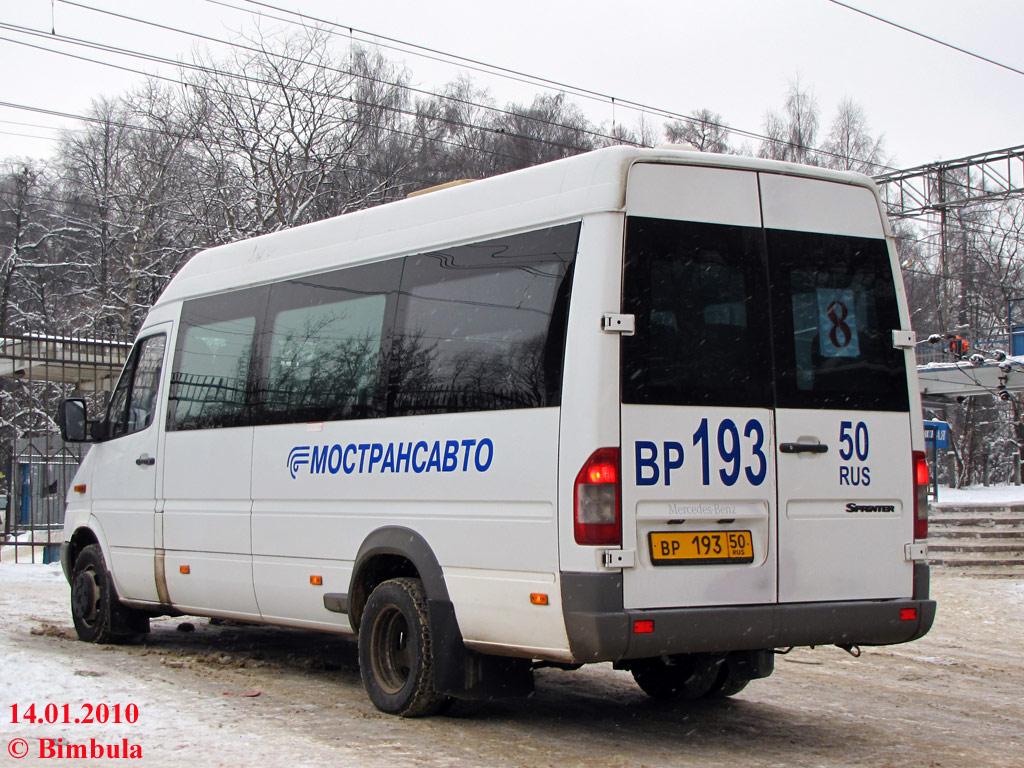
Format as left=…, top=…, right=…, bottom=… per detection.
left=159, top=290, right=264, bottom=618
left=246, top=223, right=581, bottom=654
left=161, top=428, right=260, bottom=617
left=250, top=409, right=568, bottom=653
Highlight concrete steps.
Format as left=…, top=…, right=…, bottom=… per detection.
left=927, top=503, right=1024, bottom=574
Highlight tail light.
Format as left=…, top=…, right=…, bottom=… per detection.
left=574, top=447, right=621, bottom=546
left=913, top=450, right=929, bottom=540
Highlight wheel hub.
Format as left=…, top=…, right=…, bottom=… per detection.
left=371, top=604, right=412, bottom=695
left=72, top=568, right=100, bottom=625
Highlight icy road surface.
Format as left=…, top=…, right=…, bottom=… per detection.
left=1, top=562, right=1021, bottom=767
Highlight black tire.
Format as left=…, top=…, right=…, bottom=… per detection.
left=703, top=664, right=751, bottom=699
left=630, top=654, right=719, bottom=700
left=358, top=577, right=447, bottom=717
left=70, top=544, right=148, bottom=643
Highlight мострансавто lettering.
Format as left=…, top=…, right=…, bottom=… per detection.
left=287, top=438, right=494, bottom=479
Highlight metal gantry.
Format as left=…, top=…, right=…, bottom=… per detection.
left=874, top=144, right=1024, bottom=219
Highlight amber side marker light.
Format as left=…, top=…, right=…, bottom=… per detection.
left=310, top=575, right=323, bottom=586
left=633, top=620, right=654, bottom=634
left=179, top=565, right=190, bottom=575
left=73, top=485, right=87, bottom=494
left=900, top=608, right=918, bottom=621
left=530, top=593, right=548, bottom=606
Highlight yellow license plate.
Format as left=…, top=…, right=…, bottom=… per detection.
left=649, top=530, right=754, bottom=566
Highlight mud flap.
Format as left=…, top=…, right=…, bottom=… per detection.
left=428, top=599, right=534, bottom=700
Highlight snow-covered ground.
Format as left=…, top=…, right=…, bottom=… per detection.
left=2, top=489, right=1023, bottom=766
left=1, top=561, right=1022, bottom=767
left=932, top=483, right=1024, bottom=506
left=0, top=563, right=368, bottom=767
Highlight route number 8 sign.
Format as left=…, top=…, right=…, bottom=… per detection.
left=817, top=288, right=860, bottom=357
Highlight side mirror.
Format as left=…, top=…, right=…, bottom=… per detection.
left=58, top=398, right=93, bottom=443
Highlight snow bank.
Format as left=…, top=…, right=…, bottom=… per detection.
left=932, top=484, right=1024, bottom=506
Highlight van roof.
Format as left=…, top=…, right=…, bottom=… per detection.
left=156, top=146, right=882, bottom=307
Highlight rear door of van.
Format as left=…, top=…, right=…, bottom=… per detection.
left=620, top=163, right=914, bottom=611
left=761, top=173, right=913, bottom=603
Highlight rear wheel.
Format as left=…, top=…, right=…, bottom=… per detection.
left=358, top=577, right=447, bottom=717
left=630, top=654, right=720, bottom=700
left=70, top=544, right=148, bottom=643
left=702, top=665, right=751, bottom=698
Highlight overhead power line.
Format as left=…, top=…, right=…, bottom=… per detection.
left=826, top=0, right=1024, bottom=78
left=0, top=19, right=642, bottom=172
left=4, top=0, right=1020, bottom=249
left=53, top=0, right=631, bottom=152
left=50, top=0, right=899, bottom=173
left=0, top=26, right=603, bottom=170
left=227, top=0, right=900, bottom=172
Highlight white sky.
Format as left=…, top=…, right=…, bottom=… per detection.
left=0, top=0, right=1021, bottom=172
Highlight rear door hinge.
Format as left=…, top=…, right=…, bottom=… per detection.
left=602, top=549, right=636, bottom=568
left=905, top=542, right=928, bottom=561
left=893, top=329, right=916, bottom=349
left=602, top=313, right=635, bottom=335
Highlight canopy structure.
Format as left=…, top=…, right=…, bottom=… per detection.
left=0, top=334, right=130, bottom=391
left=917, top=357, right=1024, bottom=398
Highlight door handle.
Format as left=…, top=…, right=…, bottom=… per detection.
left=779, top=443, right=828, bottom=454
left=135, top=455, right=156, bottom=466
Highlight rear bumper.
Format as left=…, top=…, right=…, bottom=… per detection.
left=561, top=571, right=936, bottom=663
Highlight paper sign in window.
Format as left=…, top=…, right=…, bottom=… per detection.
left=817, top=288, right=859, bottom=358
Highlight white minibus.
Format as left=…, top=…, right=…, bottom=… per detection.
left=58, top=146, right=934, bottom=716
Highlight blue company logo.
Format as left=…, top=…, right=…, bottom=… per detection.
left=287, top=446, right=311, bottom=479
left=286, top=438, right=494, bottom=478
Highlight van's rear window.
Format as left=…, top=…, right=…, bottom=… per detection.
left=621, top=217, right=772, bottom=408
left=622, top=217, right=909, bottom=412
left=767, top=229, right=909, bottom=411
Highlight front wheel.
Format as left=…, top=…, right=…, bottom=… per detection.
left=70, top=544, right=148, bottom=643
left=358, top=577, right=448, bottom=717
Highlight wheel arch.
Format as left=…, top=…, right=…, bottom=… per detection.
left=347, top=526, right=450, bottom=633
left=347, top=526, right=536, bottom=702
left=62, top=519, right=109, bottom=584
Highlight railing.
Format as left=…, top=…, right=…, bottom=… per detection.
left=0, top=332, right=130, bottom=563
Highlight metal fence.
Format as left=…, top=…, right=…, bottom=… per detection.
left=0, top=333, right=129, bottom=563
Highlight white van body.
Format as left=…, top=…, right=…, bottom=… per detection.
left=61, top=146, right=934, bottom=713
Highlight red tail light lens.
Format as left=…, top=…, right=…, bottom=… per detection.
left=913, top=450, right=929, bottom=540
left=574, top=447, right=621, bottom=546
left=915, top=453, right=929, bottom=486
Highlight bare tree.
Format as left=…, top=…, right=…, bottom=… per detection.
left=665, top=109, right=731, bottom=153
left=0, top=162, right=55, bottom=335
left=409, top=76, right=498, bottom=186
left=822, top=98, right=888, bottom=173
left=57, top=86, right=198, bottom=335
left=184, top=30, right=413, bottom=238
left=759, top=78, right=820, bottom=164
left=487, top=93, right=595, bottom=175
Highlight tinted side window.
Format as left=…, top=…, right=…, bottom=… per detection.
left=622, top=217, right=773, bottom=408
left=767, top=230, right=909, bottom=411
left=389, top=224, right=579, bottom=416
left=258, top=261, right=400, bottom=424
left=168, top=288, right=266, bottom=431
left=107, top=334, right=166, bottom=439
